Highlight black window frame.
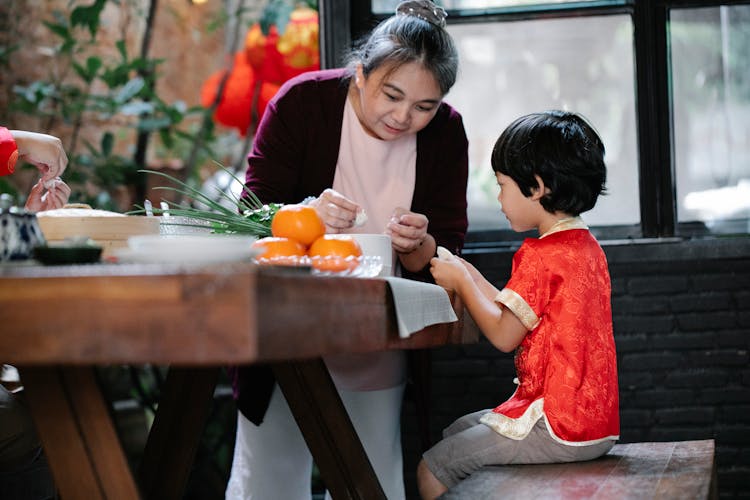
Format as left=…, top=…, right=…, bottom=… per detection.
left=319, top=0, right=750, bottom=243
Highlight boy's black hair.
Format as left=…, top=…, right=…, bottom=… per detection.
left=491, top=110, right=607, bottom=215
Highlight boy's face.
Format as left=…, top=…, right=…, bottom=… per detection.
left=495, top=172, right=542, bottom=233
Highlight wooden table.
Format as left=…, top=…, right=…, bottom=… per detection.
left=0, top=262, right=472, bottom=499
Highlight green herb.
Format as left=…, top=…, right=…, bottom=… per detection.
left=132, top=164, right=277, bottom=237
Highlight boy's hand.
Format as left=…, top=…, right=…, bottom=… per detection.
left=429, top=251, right=470, bottom=291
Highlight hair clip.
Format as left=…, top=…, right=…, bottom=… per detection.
left=396, top=0, right=447, bottom=28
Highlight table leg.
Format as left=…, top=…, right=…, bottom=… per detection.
left=138, top=366, right=219, bottom=500
left=273, top=359, right=387, bottom=500
left=19, top=366, right=140, bottom=500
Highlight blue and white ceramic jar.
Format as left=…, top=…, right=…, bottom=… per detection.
left=0, top=194, right=47, bottom=261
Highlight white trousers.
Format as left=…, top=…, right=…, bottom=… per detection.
left=225, top=383, right=406, bottom=500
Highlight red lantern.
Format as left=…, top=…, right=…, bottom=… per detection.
left=258, top=81, right=280, bottom=118
left=277, top=6, right=320, bottom=81
left=245, top=23, right=266, bottom=69
left=245, top=23, right=286, bottom=84
left=200, top=52, right=278, bottom=136
left=201, top=6, right=319, bottom=135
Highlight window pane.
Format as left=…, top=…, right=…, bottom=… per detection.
left=444, top=15, right=638, bottom=230
left=671, top=6, right=750, bottom=230
left=373, top=0, right=603, bottom=15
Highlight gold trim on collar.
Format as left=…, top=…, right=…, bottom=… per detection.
left=540, top=216, right=588, bottom=239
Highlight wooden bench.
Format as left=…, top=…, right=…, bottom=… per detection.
left=441, top=440, right=717, bottom=499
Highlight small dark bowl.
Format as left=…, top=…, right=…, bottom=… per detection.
left=33, top=245, right=103, bottom=265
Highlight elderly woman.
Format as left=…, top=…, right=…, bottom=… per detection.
left=226, top=1, right=468, bottom=498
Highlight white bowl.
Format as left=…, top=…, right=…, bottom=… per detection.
left=350, top=233, right=393, bottom=277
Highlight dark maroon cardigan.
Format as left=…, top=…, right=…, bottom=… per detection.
left=236, top=69, right=469, bottom=424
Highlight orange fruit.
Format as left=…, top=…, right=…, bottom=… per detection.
left=271, top=204, right=326, bottom=247
left=307, top=235, right=363, bottom=272
left=251, top=236, right=307, bottom=266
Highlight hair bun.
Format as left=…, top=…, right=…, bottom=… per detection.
left=396, top=0, right=447, bottom=28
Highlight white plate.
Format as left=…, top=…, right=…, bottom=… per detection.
left=128, top=234, right=256, bottom=253
left=114, top=246, right=261, bottom=265
left=116, top=234, right=261, bottom=265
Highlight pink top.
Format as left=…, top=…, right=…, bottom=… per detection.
left=480, top=218, right=620, bottom=445
left=333, top=98, right=417, bottom=237
left=325, top=99, right=417, bottom=391
left=324, top=98, right=417, bottom=391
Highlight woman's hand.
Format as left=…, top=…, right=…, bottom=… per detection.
left=387, top=207, right=428, bottom=254
left=25, top=178, right=71, bottom=212
left=11, top=130, right=68, bottom=182
left=388, top=207, right=437, bottom=272
left=308, top=188, right=364, bottom=233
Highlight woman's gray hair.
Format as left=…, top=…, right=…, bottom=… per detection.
left=344, top=1, right=458, bottom=95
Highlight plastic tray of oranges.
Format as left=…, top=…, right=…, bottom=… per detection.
left=251, top=204, right=384, bottom=277
left=251, top=238, right=383, bottom=277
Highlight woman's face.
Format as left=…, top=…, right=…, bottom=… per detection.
left=352, top=61, right=443, bottom=140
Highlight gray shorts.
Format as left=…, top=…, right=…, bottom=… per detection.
left=422, top=409, right=615, bottom=488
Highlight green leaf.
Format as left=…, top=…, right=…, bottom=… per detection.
left=171, top=100, right=188, bottom=114
left=115, top=76, right=146, bottom=103
left=120, top=100, right=155, bottom=116
left=159, top=128, right=174, bottom=149
left=101, top=132, right=114, bottom=157
left=138, top=116, right=172, bottom=131
left=70, top=0, right=107, bottom=39
left=44, top=20, right=71, bottom=40
left=116, top=40, right=128, bottom=61
left=261, top=0, right=295, bottom=34
left=86, top=56, right=103, bottom=78
left=72, top=62, right=90, bottom=83
left=100, top=65, right=131, bottom=88
left=162, top=104, right=184, bottom=123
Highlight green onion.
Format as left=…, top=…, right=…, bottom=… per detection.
left=132, top=164, right=280, bottom=237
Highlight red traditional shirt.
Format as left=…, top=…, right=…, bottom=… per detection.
left=0, top=127, right=19, bottom=176
left=480, top=217, right=620, bottom=445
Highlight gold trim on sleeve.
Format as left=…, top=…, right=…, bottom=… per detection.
left=495, top=288, right=540, bottom=331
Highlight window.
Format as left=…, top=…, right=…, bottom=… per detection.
left=671, top=5, right=750, bottom=234
left=446, top=15, right=638, bottom=231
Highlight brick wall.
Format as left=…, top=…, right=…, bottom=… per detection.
left=402, top=236, right=750, bottom=499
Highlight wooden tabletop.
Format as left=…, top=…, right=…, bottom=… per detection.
left=2, top=261, right=471, bottom=500
left=0, top=262, right=471, bottom=365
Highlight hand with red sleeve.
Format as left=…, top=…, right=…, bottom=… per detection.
left=10, top=130, right=68, bottom=182
left=0, top=128, right=71, bottom=211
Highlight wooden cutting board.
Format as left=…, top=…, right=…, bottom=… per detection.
left=37, top=208, right=160, bottom=256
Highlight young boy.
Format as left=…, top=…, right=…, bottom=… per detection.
left=419, top=110, right=619, bottom=499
